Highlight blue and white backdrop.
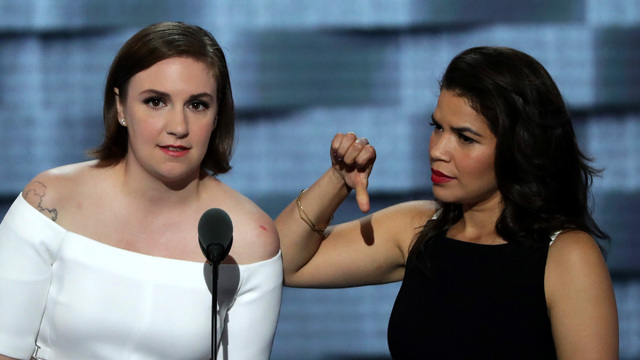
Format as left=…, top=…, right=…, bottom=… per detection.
left=1, top=1, right=639, bottom=359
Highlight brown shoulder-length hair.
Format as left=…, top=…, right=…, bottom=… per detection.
left=89, top=21, right=235, bottom=175
left=408, top=46, right=609, bottom=273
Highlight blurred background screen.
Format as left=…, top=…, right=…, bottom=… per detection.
left=0, top=1, right=638, bottom=359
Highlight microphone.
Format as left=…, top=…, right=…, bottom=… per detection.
left=198, top=208, right=233, bottom=266
left=198, top=208, right=233, bottom=360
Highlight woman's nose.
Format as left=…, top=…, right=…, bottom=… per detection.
left=429, top=133, right=452, bottom=163
left=166, top=110, right=189, bottom=138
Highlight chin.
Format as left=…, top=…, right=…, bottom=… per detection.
left=432, top=188, right=457, bottom=204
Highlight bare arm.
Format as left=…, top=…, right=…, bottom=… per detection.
left=0, top=177, right=61, bottom=360
left=0, top=354, right=20, bottom=360
left=545, top=231, right=619, bottom=360
left=275, top=133, right=434, bottom=288
left=276, top=132, right=374, bottom=286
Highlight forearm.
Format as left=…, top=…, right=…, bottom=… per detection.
left=275, top=167, right=350, bottom=283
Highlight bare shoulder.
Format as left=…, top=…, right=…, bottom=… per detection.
left=547, top=230, right=606, bottom=270
left=21, top=161, right=99, bottom=221
left=545, top=232, right=618, bottom=358
left=366, top=199, right=438, bottom=254
left=204, top=179, right=280, bottom=265
left=545, top=229, right=612, bottom=304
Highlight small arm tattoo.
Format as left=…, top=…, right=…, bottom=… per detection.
left=23, top=181, right=58, bottom=221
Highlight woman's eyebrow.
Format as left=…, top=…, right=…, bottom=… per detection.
left=140, top=89, right=170, bottom=98
left=188, top=92, right=214, bottom=101
left=451, top=125, right=483, bottom=137
left=431, top=114, right=483, bottom=137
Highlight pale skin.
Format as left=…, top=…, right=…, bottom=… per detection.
left=275, top=90, right=619, bottom=359
left=0, top=57, right=279, bottom=359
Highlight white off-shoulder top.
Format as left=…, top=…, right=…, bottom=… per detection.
left=0, top=195, right=282, bottom=360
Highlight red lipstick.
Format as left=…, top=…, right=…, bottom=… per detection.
left=431, top=168, right=454, bottom=184
left=160, top=145, right=190, bottom=158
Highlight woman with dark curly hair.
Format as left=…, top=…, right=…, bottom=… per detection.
left=277, top=46, right=618, bottom=359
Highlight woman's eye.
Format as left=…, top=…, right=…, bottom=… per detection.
left=144, top=98, right=165, bottom=109
left=459, top=133, right=475, bottom=144
left=189, top=101, right=210, bottom=112
left=429, top=121, right=443, bottom=131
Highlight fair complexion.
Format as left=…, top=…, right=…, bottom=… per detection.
left=19, top=56, right=278, bottom=266
left=116, top=56, right=218, bottom=190
left=1, top=56, right=223, bottom=360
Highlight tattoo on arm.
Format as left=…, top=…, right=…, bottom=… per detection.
left=23, top=181, right=58, bottom=221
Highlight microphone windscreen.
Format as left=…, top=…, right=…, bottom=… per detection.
left=198, top=208, right=233, bottom=262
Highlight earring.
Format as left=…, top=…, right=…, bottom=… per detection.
left=120, top=118, right=126, bottom=126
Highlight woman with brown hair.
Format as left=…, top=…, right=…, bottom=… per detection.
left=0, top=22, right=282, bottom=359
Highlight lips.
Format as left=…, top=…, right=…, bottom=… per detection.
left=431, top=168, right=455, bottom=184
left=159, top=145, right=190, bottom=157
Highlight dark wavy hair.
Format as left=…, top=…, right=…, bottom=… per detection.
left=90, top=21, right=235, bottom=175
left=408, top=46, right=609, bottom=270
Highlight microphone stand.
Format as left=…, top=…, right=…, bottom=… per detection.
left=209, top=257, right=221, bottom=360
left=198, top=208, right=233, bottom=360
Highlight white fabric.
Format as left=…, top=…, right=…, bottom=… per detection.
left=549, top=230, right=562, bottom=246
left=0, top=195, right=282, bottom=360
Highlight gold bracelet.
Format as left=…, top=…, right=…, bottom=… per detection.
left=296, top=188, right=333, bottom=235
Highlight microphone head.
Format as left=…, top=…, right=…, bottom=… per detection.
left=198, top=208, right=233, bottom=264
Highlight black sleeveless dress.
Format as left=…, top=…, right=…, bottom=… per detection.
left=387, top=234, right=557, bottom=359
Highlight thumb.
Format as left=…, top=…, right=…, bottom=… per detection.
left=354, top=181, right=370, bottom=213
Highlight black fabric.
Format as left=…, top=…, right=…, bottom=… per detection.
left=387, top=233, right=556, bottom=359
